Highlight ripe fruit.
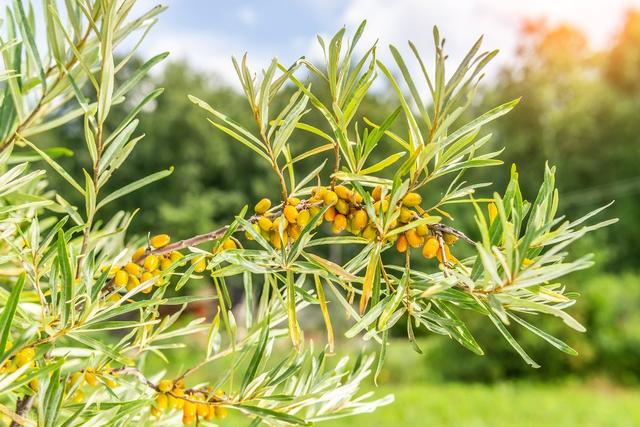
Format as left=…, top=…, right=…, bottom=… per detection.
left=399, top=207, right=413, bottom=223
left=222, top=239, right=237, bottom=250
left=84, top=369, right=98, bottom=386
left=324, top=206, right=337, bottom=222
left=362, top=225, right=377, bottom=241
left=15, top=347, right=35, bottom=367
left=416, top=224, right=428, bottom=236
left=436, top=244, right=452, bottom=263
left=150, top=234, right=170, bottom=249
left=396, top=234, right=408, bottom=253
left=141, top=271, right=154, bottom=283
left=297, top=209, right=311, bottom=228
left=288, top=197, right=301, bottom=206
left=443, top=232, right=458, bottom=245
left=332, top=214, right=347, bottom=233
left=323, top=190, right=338, bottom=206
left=182, top=397, right=196, bottom=424
left=373, top=199, right=389, bottom=214
left=126, top=274, right=140, bottom=291
left=132, top=247, right=146, bottom=261
left=155, top=393, right=168, bottom=411
left=334, top=185, right=351, bottom=200
left=143, top=255, right=159, bottom=271
left=258, top=216, right=273, bottom=232
left=158, top=379, right=173, bottom=393
left=352, top=209, right=368, bottom=231
left=403, top=192, right=422, bottom=207
left=124, top=262, right=142, bottom=277
left=114, top=269, right=128, bottom=287
left=254, top=198, right=271, bottom=214
left=283, top=205, right=299, bottom=223
left=160, top=257, right=173, bottom=271
left=406, top=229, right=424, bottom=248
left=170, top=251, right=183, bottom=262
left=215, top=406, right=228, bottom=419
left=288, top=225, right=301, bottom=240
left=335, top=199, right=349, bottom=215
left=422, top=236, right=439, bottom=259
left=488, top=202, right=498, bottom=223
left=312, top=186, right=327, bottom=199
left=192, top=257, right=206, bottom=273
left=371, top=185, right=382, bottom=201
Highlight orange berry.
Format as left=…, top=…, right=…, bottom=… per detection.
left=124, top=262, right=141, bottom=277
left=403, top=192, right=422, bottom=207
left=191, top=257, right=206, bottom=273
left=335, top=199, right=349, bottom=215
left=258, top=216, right=273, bottom=232
left=334, top=185, right=352, bottom=200
left=405, top=229, right=424, bottom=248
left=324, top=206, right=337, bottom=222
left=352, top=209, right=368, bottom=232
left=126, top=274, right=140, bottom=291
left=422, top=236, right=439, bottom=259
left=297, top=209, right=311, bottom=228
left=332, top=214, right=347, bottom=233
left=371, top=185, right=382, bottom=201
left=436, top=244, right=452, bottom=263
left=158, top=379, right=173, bottom=393
left=222, top=239, right=237, bottom=250
left=396, top=234, right=408, bottom=253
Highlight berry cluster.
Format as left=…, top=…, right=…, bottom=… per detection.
left=0, top=343, right=40, bottom=391
left=251, top=184, right=459, bottom=264
left=152, top=379, right=227, bottom=424
left=67, top=367, right=117, bottom=402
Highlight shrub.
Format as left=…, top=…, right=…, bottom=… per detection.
left=0, top=2, right=614, bottom=425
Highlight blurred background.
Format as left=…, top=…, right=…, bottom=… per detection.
left=35, top=0, right=640, bottom=425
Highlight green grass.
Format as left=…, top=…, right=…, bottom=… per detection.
left=328, top=382, right=640, bottom=427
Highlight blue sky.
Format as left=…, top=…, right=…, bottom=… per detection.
left=2, top=0, right=638, bottom=84
left=138, top=0, right=640, bottom=85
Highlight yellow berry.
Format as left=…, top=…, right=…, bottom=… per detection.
left=254, top=198, right=272, bottom=214
left=334, top=185, right=352, bottom=200
left=72, top=390, right=85, bottom=403
left=283, top=205, right=299, bottom=224
left=362, top=225, right=377, bottom=241
left=523, top=257, right=534, bottom=267
left=332, top=214, right=347, bottom=233
left=396, top=234, right=408, bottom=253
left=15, top=347, right=35, bottom=367
left=132, top=247, right=146, bottom=261
left=335, top=199, right=349, bottom=215
left=124, top=262, right=142, bottom=277
left=443, top=232, right=458, bottom=245
left=155, top=392, right=168, bottom=411
left=222, top=239, right=237, bottom=250
left=403, top=192, right=422, bottom=207
left=288, top=197, right=301, bottom=206
left=84, top=369, right=98, bottom=386
left=170, top=251, right=183, bottom=262
left=323, top=190, right=338, bottom=206
left=288, top=225, right=301, bottom=241
left=406, top=229, right=424, bottom=248
left=196, top=401, right=209, bottom=417
left=160, top=257, right=173, bottom=271
left=150, top=234, right=171, bottom=249
left=215, top=406, right=228, bottom=419
left=150, top=406, right=162, bottom=417
left=373, top=199, right=389, bottom=214
left=399, top=207, right=413, bottom=223
left=352, top=209, right=368, bottom=232
left=258, top=216, right=273, bottom=232
left=436, top=244, right=452, bottom=263
left=158, top=379, right=173, bottom=393
left=416, top=224, right=429, bottom=236
left=114, top=269, right=129, bottom=287
left=297, top=210, right=311, bottom=228
left=183, top=397, right=196, bottom=418
left=488, top=202, right=498, bottom=223
left=422, top=236, right=439, bottom=259
left=126, top=274, right=140, bottom=291
left=141, top=271, right=154, bottom=283
left=143, top=255, right=159, bottom=271
left=192, top=257, right=206, bottom=273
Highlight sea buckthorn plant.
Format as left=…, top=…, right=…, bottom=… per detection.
left=0, top=1, right=615, bottom=426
